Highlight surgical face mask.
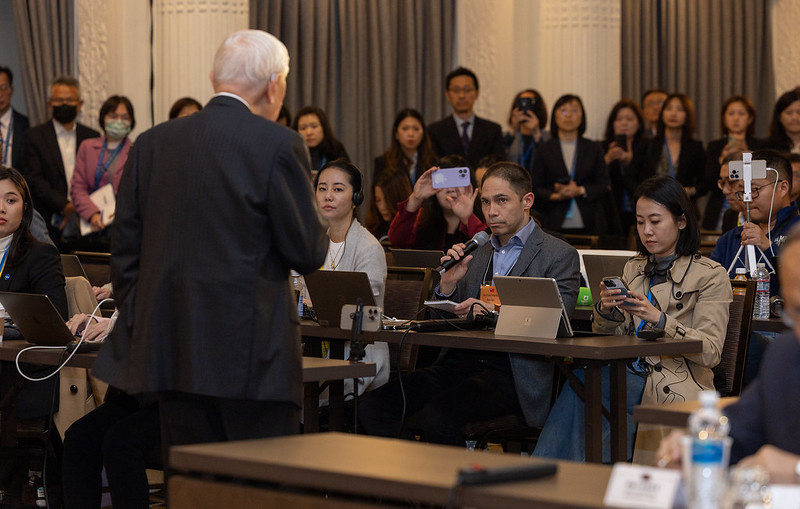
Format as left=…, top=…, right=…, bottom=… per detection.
left=105, top=119, right=131, bottom=140
left=52, top=104, right=78, bottom=124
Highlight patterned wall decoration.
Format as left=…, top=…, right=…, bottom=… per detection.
left=76, top=0, right=109, bottom=133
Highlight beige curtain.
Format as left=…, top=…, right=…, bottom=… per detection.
left=12, top=0, right=75, bottom=125
left=250, top=0, right=455, bottom=183
left=621, top=0, right=774, bottom=142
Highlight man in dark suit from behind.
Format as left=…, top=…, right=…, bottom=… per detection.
left=427, top=67, right=507, bottom=168
left=91, top=29, right=327, bottom=452
left=22, top=75, right=100, bottom=249
left=359, top=162, right=580, bottom=445
left=0, top=66, right=29, bottom=171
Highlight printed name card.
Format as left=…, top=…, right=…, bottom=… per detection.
left=603, top=463, right=681, bottom=509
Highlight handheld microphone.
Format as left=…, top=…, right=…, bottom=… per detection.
left=435, top=230, right=490, bottom=275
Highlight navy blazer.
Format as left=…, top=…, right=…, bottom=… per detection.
left=427, top=115, right=506, bottom=168
left=531, top=137, right=610, bottom=233
left=450, top=225, right=580, bottom=426
left=22, top=120, right=100, bottom=221
left=725, top=333, right=800, bottom=463
left=93, top=96, right=328, bottom=405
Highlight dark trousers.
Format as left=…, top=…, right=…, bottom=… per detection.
left=157, top=391, right=300, bottom=448
left=358, top=351, right=523, bottom=446
left=62, top=392, right=160, bottom=509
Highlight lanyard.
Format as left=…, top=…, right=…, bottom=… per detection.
left=1, top=114, right=12, bottom=166
left=635, top=281, right=656, bottom=335
left=521, top=136, right=536, bottom=169
left=94, top=138, right=126, bottom=190
left=663, top=140, right=676, bottom=178
left=0, top=246, right=10, bottom=279
left=564, top=145, right=579, bottom=219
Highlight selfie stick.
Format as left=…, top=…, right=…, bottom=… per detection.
left=728, top=153, right=774, bottom=276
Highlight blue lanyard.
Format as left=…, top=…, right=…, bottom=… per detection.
left=635, top=282, right=656, bottom=335
left=94, top=138, right=126, bottom=190
left=663, top=140, right=676, bottom=178
left=521, top=137, right=536, bottom=169
left=564, top=146, right=579, bottom=219
left=1, top=115, right=12, bottom=166
left=0, top=246, right=10, bottom=279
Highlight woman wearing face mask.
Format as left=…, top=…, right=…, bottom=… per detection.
left=70, top=95, right=135, bottom=251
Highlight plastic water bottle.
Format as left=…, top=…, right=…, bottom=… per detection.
left=290, top=271, right=304, bottom=318
left=687, top=390, right=731, bottom=509
left=752, top=263, right=770, bottom=320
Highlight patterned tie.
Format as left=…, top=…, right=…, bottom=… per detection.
left=461, top=121, right=471, bottom=155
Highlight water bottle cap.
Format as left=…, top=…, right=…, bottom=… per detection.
left=699, top=390, right=718, bottom=406
left=757, top=263, right=765, bottom=268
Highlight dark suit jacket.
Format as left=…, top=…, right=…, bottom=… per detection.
left=92, top=96, right=328, bottom=406
left=531, top=137, right=610, bottom=233
left=427, top=115, right=506, bottom=168
left=8, top=109, right=30, bottom=171
left=22, top=120, right=100, bottom=222
left=1, top=239, right=67, bottom=418
left=725, top=333, right=800, bottom=463
left=628, top=137, right=706, bottom=199
left=450, top=225, right=580, bottom=426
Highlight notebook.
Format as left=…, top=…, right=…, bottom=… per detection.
left=0, top=291, right=90, bottom=348
left=303, top=270, right=376, bottom=327
left=492, top=276, right=573, bottom=339
left=389, top=249, right=444, bottom=268
left=581, top=253, right=632, bottom=302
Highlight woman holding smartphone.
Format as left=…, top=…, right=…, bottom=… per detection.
left=505, top=89, right=549, bottom=178
left=602, top=99, right=645, bottom=236
left=387, top=156, right=485, bottom=251
left=533, top=176, right=732, bottom=464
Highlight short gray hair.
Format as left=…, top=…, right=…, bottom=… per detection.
left=212, top=30, right=289, bottom=90
left=51, top=75, right=80, bottom=96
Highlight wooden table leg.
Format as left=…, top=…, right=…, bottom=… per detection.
left=303, top=381, right=319, bottom=433
left=583, top=362, right=603, bottom=463
left=608, top=360, right=628, bottom=462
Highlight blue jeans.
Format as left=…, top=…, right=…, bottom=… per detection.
left=533, top=365, right=646, bottom=463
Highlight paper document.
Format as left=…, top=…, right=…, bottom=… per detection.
left=79, top=183, right=116, bottom=236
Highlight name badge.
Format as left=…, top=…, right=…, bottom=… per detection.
left=603, top=463, right=681, bottom=509
left=480, top=284, right=501, bottom=310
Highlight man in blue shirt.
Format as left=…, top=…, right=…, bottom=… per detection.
left=711, top=150, right=799, bottom=297
left=359, top=162, right=580, bottom=445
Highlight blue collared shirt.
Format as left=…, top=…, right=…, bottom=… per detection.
left=487, top=218, right=536, bottom=283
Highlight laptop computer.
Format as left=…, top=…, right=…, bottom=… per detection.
left=389, top=249, right=444, bottom=269
left=60, top=254, right=89, bottom=280
left=492, top=276, right=573, bottom=339
left=303, top=270, right=376, bottom=327
left=581, top=253, right=632, bottom=303
left=0, top=291, right=91, bottom=348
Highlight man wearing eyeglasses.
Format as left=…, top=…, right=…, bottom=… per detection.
left=710, top=149, right=800, bottom=297
left=22, top=76, right=100, bottom=249
left=0, top=66, right=29, bottom=172
left=427, top=67, right=506, bottom=168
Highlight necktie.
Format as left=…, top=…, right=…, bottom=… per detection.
left=461, top=121, right=471, bottom=155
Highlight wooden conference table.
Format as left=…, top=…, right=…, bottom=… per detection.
left=169, top=432, right=619, bottom=509
left=301, top=322, right=703, bottom=463
left=0, top=340, right=375, bottom=446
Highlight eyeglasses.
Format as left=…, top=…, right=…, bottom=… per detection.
left=448, top=87, right=475, bottom=95
left=558, top=107, right=581, bottom=116
left=733, top=181, right=781, bottom=201
left=50, top=97, right=79, bottom=106
left=0, top=85, right=11, bottom=94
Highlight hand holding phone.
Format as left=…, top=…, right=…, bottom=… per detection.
left=601, top=277, right=634, bottom=310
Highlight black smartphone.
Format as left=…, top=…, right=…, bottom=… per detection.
left=614, top=134, right=627, bottom=148
left=516, top=96, right=534, bottom=113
